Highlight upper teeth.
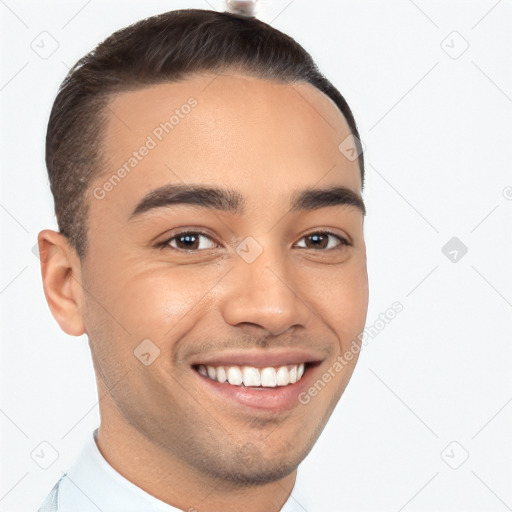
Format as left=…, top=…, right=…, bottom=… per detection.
left=197, top=363, right=305, bottom=387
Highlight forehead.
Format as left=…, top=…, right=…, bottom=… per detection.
left=94, top=73, right=361, bottom=220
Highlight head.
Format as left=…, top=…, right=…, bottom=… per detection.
left=39, top=8, right=368, bottom=488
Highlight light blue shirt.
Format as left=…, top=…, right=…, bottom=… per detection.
left=37, top=428, right=312, bottom=512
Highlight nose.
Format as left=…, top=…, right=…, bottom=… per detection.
left=219, top=242, right=312, bottom=337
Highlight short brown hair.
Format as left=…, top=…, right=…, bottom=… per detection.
left=46, top=8, right=364, bottom=260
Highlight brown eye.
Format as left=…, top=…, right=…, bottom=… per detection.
left=295, top=232, right=349, bottom=250
left=162, top=231, right=218, bottom=251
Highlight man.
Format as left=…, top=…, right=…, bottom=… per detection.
left=37, top=7, right=368, bottom=512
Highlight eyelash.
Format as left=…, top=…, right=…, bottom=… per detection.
left=156, top=230, right=351, bottom=252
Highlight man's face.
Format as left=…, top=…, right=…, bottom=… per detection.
left=80, top=73, right=368, bottom=483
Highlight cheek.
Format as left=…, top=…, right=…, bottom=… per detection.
left=100, top=263, right=220, bottom=342
left=307, top=261, right=369, bottom=341
left=84, top=265, right=214, bottom=394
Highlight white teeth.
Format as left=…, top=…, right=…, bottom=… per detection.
left=242, top=366, right=261, bottom=387
left=207, top=365, right=216, bottom=379
left=197, top=363, right=308, bottom=387
left=227, top=366, right=242, bottom=385
left=261, top=367, right=277, bottom=387
left=216, top=366, right=227, bottom=383
left=276, top=366, right=289, bottom=386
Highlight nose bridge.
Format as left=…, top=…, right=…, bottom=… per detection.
left=220, top=236, right=312, bottom=335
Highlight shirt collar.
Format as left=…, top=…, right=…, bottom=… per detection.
left=55, top=428, right=312, bottom=511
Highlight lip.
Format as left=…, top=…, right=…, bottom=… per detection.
left=192, top=360, right=322, bottom=413
left=189, top=348, right=325, bottom=368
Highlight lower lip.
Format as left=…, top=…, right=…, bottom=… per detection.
left=192, top=364, right=318, bottom=413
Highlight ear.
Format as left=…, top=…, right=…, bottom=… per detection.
left=37, top=229, right=85, bottom=336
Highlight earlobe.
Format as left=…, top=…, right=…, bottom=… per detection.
left=37, top=229, right=86, bottom=337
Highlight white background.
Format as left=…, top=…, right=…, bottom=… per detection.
left=1, top=1, right=511, bottom=510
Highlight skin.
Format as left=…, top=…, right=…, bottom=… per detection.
left=38, top=72, right=369, bottom=512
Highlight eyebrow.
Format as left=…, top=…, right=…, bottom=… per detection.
left=129, top=183, right=366, bottom=219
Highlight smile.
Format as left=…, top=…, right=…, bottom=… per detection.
left=194, top=363, right=307, bottom=388
left=190, top=361, right=324, bottom=413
